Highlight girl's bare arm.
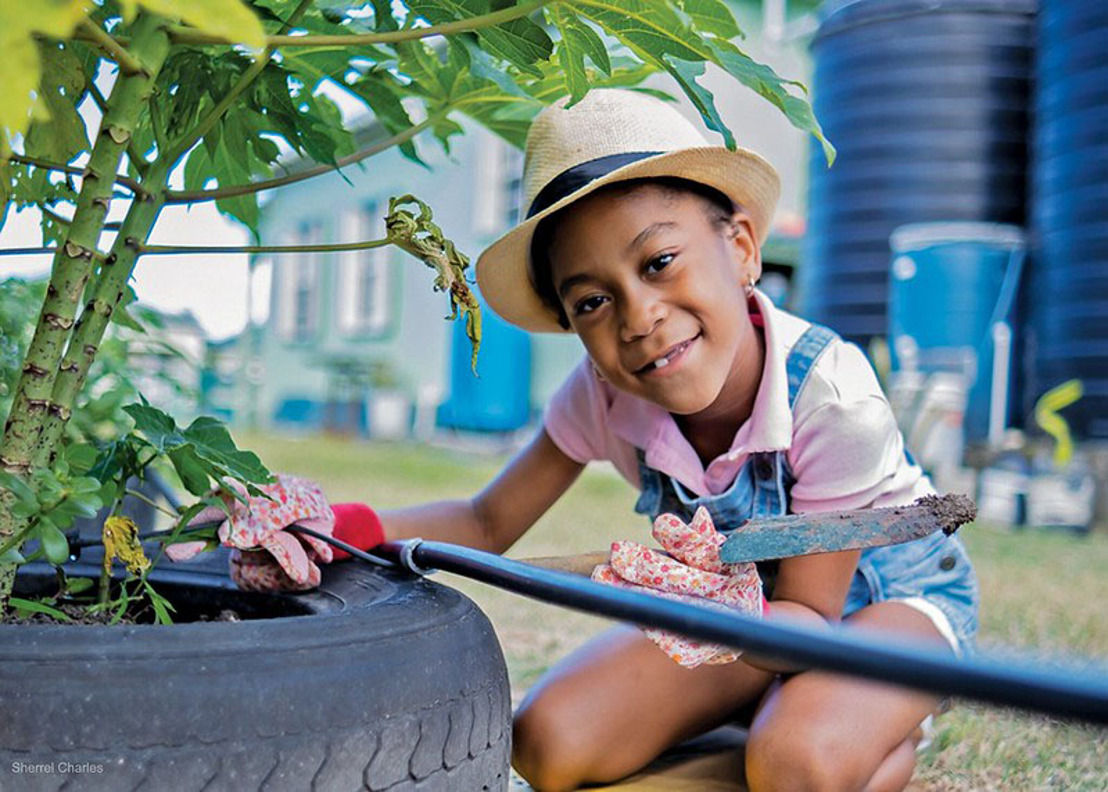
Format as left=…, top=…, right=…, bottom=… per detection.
left=379, top=428, right=585, bottom=554
left=742, top=549, right=861, bottom=673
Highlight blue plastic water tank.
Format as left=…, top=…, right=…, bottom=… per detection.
left=889, top=222, right=1026, bottom=443
left=802, top=0, right=1035, bottom=345
left=437, top=290, right=532, bottom=432
left=1030, top=0, right=1108, bottom=440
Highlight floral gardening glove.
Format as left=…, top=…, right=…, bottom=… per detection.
left=224, top=501, right=385, bottom=592
left=166, top=474, right=338, bottom=592
left=591, top=506, right=766, bottom=668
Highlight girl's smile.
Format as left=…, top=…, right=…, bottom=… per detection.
left=547, top=182, right=766, bottom=456
left=635, top=334, right=700, bottom=375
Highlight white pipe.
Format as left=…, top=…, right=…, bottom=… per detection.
left=989, top=321, right=1012, bottom=446
left=763, top=0, right=787, bottom=43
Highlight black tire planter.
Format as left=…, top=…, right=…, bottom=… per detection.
left=1, top=553, right=512, bottom=791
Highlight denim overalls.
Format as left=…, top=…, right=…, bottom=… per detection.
left=632, top=324, right=979, bottom=653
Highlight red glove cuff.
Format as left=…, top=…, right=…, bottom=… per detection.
left=330, top=503, right=385, bottom=560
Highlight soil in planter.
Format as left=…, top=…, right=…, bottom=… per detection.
left=10, top=565, right=312, bottom=625
left=1, top=600, right=246, bottom=626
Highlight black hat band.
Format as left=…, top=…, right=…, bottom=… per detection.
left=525, top=151, right=662, bottom=220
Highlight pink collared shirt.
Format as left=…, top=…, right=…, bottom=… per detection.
left=543, top=290, right=933, bottom=514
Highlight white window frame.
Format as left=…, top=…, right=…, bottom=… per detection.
left=473, top=132, right=506, bottom=236
left=337, top=204, right=391, bottom=336
left=277, top=221, right=322, bottom=342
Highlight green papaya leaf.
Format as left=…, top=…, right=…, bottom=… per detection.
left=551, top=8, right=589, bottom=105
left=181, top=416, right=271, bottom=483
left=663, top=57, right=733, bottom=147
left=213, top=149, right=261, bottom=233
left=396, top=41, right=454, bottom=101
left=167, top=447, right=214, bottom=496
left=550, top=8, right=612, bottom=106
left=8, top=597, right=72, bottom=622
left=369, top=0, right=400, bottom=31
left=573, top=0, right=708, bottom=64
left=24, top=42, right=90, bottom=164
left=124, top=402, right=271, bottom=494
left=674, top=0, right=741, bottom=39
left=708, top=39, right=835, bottom=164
left=347, top=71, right=427, bottom=166
left=409, top=0, right=553, bottom=77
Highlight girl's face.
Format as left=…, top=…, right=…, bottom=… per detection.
left=548, top=184, right=763, bottom=417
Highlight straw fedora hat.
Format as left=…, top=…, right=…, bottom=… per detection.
left=475, top=88, right=781, bottom=333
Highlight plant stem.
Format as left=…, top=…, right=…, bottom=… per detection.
left=6, top=153, right=143, bottom=196
left=98, top=535, right=113, bottom=606
left=124, top=488, right=178, bottom=519
left=78, top=19, right=146, bottom=76
left=165, top=115, right=439, bottom=204
left=137, top=238, right=390, bottom=255
left=33, top=162, right=172, bottom=469
left=88, top=80, right=150, bottom=179
left=0, top=247, right=104, bottom=258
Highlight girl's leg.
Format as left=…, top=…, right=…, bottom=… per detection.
left=513, top=623, right=774, bottom=791
left=745, top=601, right=952, bottom=792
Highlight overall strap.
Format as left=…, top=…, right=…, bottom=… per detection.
left=786, top=323, right=839, bottom=410
left=780, top=323, right=840, bottom=487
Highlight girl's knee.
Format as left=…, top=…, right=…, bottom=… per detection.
left=746, top=719, right=885, bottom=792
left=512, top=695, right=595, bottom=791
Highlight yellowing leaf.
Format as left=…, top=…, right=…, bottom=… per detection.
left=103, top=515, right=152, bottom=576
left=386, top=195, right=482, bottom=371
left=126, top=0, right=265, bottom=48
left=0, top=0, right=92, bottom=154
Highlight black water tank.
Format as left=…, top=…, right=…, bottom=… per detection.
left=800, top=0, right=1036, bottom=344
left=1029, top=0, right=1108, bottom=440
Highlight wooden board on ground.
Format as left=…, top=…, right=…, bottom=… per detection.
left=510, top=726, right=748, bottom=791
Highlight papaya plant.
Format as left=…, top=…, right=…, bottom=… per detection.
left=0, top=0, right=831, bottom=613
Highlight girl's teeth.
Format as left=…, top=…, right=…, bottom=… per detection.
left=654, top=357, right=670, bottom=369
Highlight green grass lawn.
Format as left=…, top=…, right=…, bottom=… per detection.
left=239, top=432, right=1108, bottom=791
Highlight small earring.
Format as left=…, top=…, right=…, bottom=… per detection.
left=743, top=279, right=756, bottom=297
left=591, top=362, right=606, bottom=381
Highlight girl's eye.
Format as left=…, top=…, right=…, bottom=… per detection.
left=573, top=295, right=608, bottom=315
left=645, top=253, right=675, bottom=274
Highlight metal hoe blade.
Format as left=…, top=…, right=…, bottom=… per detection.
left=718, top=493, right=976, bottom=565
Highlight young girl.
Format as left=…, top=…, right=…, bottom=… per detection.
left=215, top=89, right=979, bottom=791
